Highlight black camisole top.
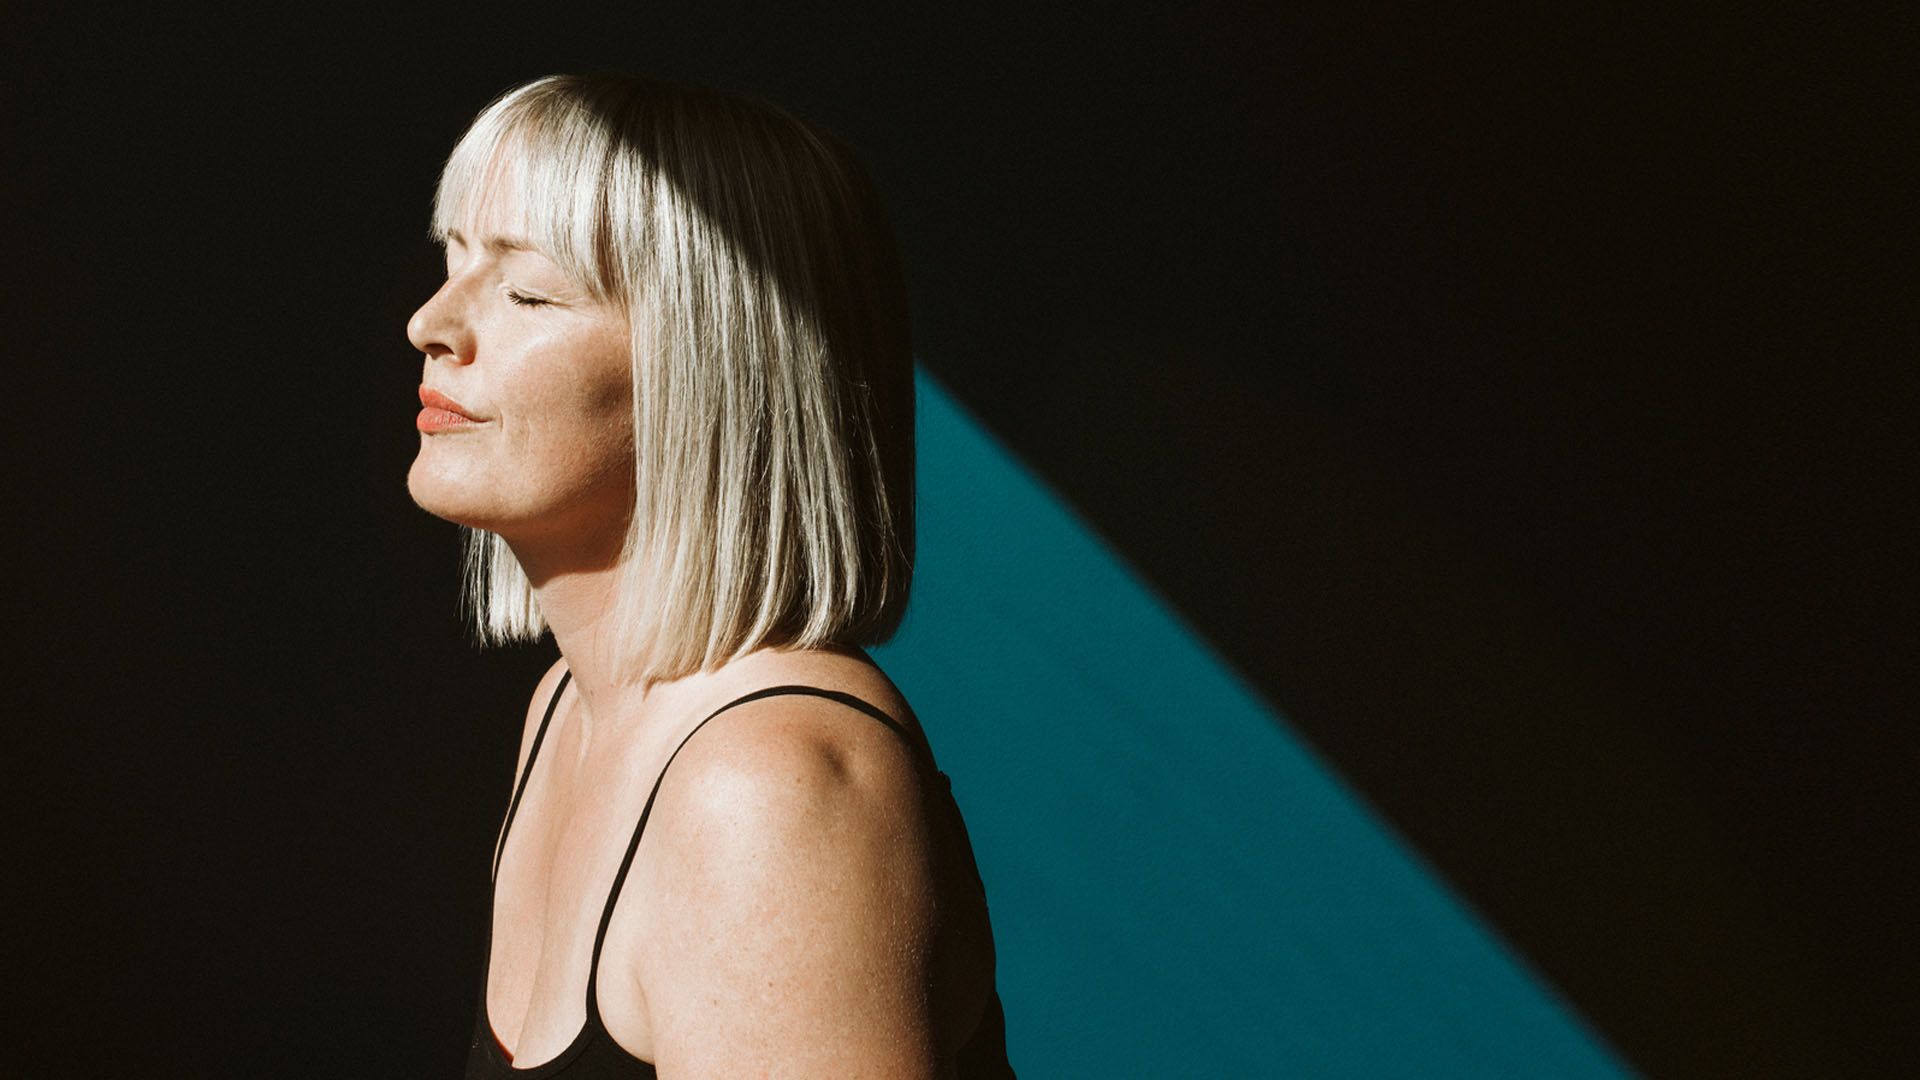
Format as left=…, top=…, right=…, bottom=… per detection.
left=465, top=671, right=1016, bottom=1078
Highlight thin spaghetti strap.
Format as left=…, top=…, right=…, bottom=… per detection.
left=491, top=668, right=572, bottom=884
left=583, top=684, right=929, bottom=1010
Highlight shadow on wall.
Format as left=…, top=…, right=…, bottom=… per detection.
left=870, top=366, right=1632, bottom=1079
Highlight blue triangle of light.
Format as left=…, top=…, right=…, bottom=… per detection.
left=871, top=367, right=1632, bottom=1077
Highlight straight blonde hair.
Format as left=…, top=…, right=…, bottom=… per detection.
left=429, top=74, right=915, bottom=689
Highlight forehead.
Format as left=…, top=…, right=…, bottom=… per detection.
left=444, top=226, right=542, bottom=260
left=433, top=122, right=611, bottom=296
left=445, top=158, right=533, bottom=241
left=443, top=191, right=563, bottom=271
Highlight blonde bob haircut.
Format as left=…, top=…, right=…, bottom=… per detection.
left=429, top=74, right=915, bottom=689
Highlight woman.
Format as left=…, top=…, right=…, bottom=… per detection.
left=405, top=74, right=1014, bottom=1078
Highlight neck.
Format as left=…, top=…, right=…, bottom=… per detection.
left=497, top=522, right=853, bottom=742
left=503, top=523, right=659, bottom=739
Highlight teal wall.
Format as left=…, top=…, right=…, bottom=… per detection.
left=870, top=369, right=1633, bottom=1078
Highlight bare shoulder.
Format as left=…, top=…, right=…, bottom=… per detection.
left=636, top=646, right=941, bottom=875
left=642, top=643, right=945, bottom=879
left=648, top=683, right=938, bottom=858
left=629, top=662, right=949, bottom=1075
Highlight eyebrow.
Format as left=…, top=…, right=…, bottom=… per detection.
left=444, top=228, right=539, bottom=255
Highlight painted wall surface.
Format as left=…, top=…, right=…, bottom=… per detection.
left=872, top=371, right=1631, bottom=1077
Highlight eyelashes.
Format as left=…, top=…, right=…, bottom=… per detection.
left=504, top=289, right=552, bottom=308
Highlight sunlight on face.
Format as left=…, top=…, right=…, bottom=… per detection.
left=405, top=168, right=636, bottom=552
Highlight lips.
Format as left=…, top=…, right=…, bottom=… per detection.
left=417, top=386, right=485, bottom=434
left=418, top=386, right=479, bottom=419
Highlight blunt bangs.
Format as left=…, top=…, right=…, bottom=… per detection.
left=429, top=85, right=636, bottom=307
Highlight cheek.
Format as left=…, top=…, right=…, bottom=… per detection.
left=511, top=355, right=633, bottom=479
left=572, top=332, right=636, bottom=453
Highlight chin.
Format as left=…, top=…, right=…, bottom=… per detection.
left=407, top=456, right=500, bottom=529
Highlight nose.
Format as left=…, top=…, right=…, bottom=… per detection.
left=406, top=276, right=476, bottom=364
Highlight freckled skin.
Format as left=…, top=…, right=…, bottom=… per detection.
left=489, top=651, right=981, bottom=1076
left=409, top=170, right=992, bottom=1077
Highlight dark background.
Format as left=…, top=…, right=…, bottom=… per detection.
left=8, top=4, right=1910, bottom=1076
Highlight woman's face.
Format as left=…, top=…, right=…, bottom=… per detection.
left=405, top=174, right=635, bottom=550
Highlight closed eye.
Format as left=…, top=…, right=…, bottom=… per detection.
left=505, top=289, right=551, bottom=308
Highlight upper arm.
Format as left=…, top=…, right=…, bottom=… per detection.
left=634, top=698, right=946, bottom=1079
